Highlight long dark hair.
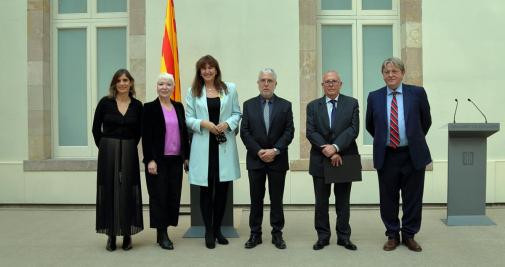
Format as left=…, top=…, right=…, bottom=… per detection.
left=108, top=69, right=136, bottom=98
left=191, top=55, right=228, bottom=97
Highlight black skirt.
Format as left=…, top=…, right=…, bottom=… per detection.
left=96, top=137, right=143, bottom=236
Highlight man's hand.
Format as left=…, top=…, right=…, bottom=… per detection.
left=258, top=149, right=276, bottom=163
left=330, top=153, right=343, bottom=167
left=320, top=144, right=337, bottom=158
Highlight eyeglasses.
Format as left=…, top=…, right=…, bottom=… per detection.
left=382, top=70, right=402, bottom=75
left=322, top=80, right=342, bottom=86
left=259, top=79, right=275, bottom=84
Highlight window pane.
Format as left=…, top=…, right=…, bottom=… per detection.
left=97, top=0, right=127, bottom=13
left=363, top=25, right=393, bottom=145
left=97, top=27, right=127, bottom=99
left=362, top=0, right=392, bottom=10
left=321, top=25, right=353, bottom=96
left=58, top=29, right=87, bottom=146
left=58, top=0, right=87, bottom=14
left=321, top=0, right=352, bottom=10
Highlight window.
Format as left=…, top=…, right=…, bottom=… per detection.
left=318, top=0, right=400, bottom=151
left=52, top=0, right=128, bottom=158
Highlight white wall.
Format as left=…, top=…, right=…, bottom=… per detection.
left=0, top=0, right=28, bottom=203
left=423, top=0, right=505, bottom=202
left=0, top=0, right=28, bottom=161
left=1, top=0, right=505, bottom=204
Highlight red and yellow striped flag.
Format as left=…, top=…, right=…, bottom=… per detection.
left=160, top=0, right=181, bottom=101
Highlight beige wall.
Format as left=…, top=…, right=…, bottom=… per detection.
left=1, top=0, right=505, bottom=204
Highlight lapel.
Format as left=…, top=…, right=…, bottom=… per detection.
left=380, top=87, right=388, bottom=126
left=154, top=98, right=166, bottom=136
left=268, top=95, right=280, bottom=132
left=219, top=88, right=228, bottom=115
left=318, top=97, right=331, bottom=130
left=200, top=86, right=209, bottom=118
left=401, top=84, right=411, bottom=123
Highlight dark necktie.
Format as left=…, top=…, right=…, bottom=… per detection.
left=264, top=100, right=270, bottom=134
left=389, top=92, right=400, bottom=148
left=330, top=99, right=337, bottom=128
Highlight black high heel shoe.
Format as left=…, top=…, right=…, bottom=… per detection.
left=157, top=228, right=174, bottom=250
left=215, top=229, right=229, bottom=245
left=205, top=231, right=215, bottom=249
left=122, top=235, right=132, bottom=250
left=106, top=235, right=116, bottom=251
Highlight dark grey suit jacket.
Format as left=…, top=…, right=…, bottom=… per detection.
left=240, top=94, right=294, bottom=171
left=306, top=94, right=360, bottom=177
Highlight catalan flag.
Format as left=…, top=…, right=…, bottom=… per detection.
left=160, top=0, right=181, bottom=101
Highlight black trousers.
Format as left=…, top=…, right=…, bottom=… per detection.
left=312, top=176, right=352, bottom=241
left=199, top=177, right=230, bottom=234
left=145, top=155, right=183, bottom=228
left=378, top=146, right=425, bottom=240
left=248, top=168, right=286, bottom=237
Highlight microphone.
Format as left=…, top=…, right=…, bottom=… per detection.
left=453, top=98, right=458, bottom=123
left=467, top=98, right=487, bottom=123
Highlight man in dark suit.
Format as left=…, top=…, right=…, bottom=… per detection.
left=240, top=68, right=294, bottom=249
left=366, top=57, right=431, bottom=252
left=306, top=70, right=359, bottom=251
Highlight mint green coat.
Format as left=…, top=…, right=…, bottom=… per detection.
left=184, top=82, right=241, bottom=186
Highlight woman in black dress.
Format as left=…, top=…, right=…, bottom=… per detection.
left=185, top=55, right=241, bottom=249
left=142, top=73, right=190, bottom=250
left=92, top=69, right=143, bottom=251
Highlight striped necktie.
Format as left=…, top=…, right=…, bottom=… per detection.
left=389, top=92, right=400, bottom=148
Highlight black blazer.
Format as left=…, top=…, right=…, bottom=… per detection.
left=142, top=98, right=190, bottom=164
left=240, top=94, right=294, bottom=171
left=306, top=94, right=360, bottom=177
left=365, top=84, right=431, bottom=170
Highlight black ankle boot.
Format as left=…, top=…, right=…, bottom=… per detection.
left=157, top=228, right=174, bottom=250
left=122, top=235, right=132, bottom=250
left=106, top=235, right=116, bottom=251
left=215, top=228, right=229, bottom=245
left=205, top=231, right=215, bottom=249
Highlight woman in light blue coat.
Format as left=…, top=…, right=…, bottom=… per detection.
left=185, top=55, right=241, bottom=249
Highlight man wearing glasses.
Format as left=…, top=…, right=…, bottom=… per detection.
left=240, top=68, right=294, bottom=250
left=306, top=70, right=359, bottom=251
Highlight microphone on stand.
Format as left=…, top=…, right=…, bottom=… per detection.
left=467, top=98, right=488, bottom=123
left=453, top=98, right=458, bottom=123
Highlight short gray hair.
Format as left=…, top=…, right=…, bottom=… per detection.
left=323, top=70, right=340, bottom=78
left=381, top=57, right=405, bottom=73
left=157, top=72, right=175, bottom=84
left=258, top=68, right=277, bottom=81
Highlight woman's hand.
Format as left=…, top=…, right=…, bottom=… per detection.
left=216, top=122, right=229, bottom=134
left=201, top=120, right=220, bottom=135
left=147, top=160, right=158, bottom=175
left=183, top=160, right=189, bottom=173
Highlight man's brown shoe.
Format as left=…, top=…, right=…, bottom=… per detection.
left=383, top=238, right=400, bottom=251
left=403, top=238, right=422, bottom=252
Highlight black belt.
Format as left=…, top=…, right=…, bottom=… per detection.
left=386, top=145, right=409, bottom=152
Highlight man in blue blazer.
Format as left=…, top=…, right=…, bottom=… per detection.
left=241, top=68, right=294, bottom=249
left=366, top=57, right=431, bottom=252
